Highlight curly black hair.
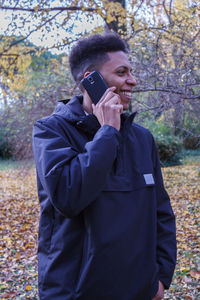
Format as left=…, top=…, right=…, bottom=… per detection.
left=69, top=33, right=128, bottom=84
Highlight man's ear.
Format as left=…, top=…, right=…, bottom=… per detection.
left=83, top=71, right=90, bottom=78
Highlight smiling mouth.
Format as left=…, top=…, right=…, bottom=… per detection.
left=121, top=91, right=132, bottom=98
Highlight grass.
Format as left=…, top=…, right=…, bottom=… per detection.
left=160, top=149, right=200, bottom=168
left=179, top=149, right=200, bottom=165
left=0, top=159, right=35, bottom=171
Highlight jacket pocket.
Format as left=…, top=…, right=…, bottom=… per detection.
left=103, top=174, right=132, bottom=191
left=103, top=173, right=155, bottom=192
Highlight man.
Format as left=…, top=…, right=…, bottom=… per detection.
left=33, top=33, right=176, bottom=300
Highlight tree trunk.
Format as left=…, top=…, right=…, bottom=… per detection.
left=104, top=0, right=127, bottom=36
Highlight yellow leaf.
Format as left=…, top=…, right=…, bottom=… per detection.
left=180, top=266, right=190, bottom=272
left=26, top=285, right=32, bottom=291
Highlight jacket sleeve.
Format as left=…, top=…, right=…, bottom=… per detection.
left=152, top=137, right=177, bottom=289
left=32, top=118, right=121, bottom=218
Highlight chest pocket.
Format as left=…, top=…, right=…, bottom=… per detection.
left=103, top=174, right=132, bottom=191
left=102, top=173, right=155, bottom=192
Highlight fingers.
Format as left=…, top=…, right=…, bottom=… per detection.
left=97, top=96, right=122, bottom=116
left=110, top=104, right=123, bottom=114
left=92, top=102, right=123, bottom=115
left=97, top=86, right=119, bottom=106
left=92, top=86, right=122, bottom=131
left=93, top=86, right=122, bottom=115
left=100, top=86, right=116, bottom=101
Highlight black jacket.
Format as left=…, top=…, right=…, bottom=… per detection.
left=32, top=96, right=176, bottom=300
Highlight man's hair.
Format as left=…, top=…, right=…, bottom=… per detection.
left=69, top=33, right=128, bottom=84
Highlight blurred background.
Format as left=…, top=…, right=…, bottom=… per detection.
left=0, top=0, right=199, bottom=164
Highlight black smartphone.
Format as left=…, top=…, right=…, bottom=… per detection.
left=81, top=70, right=108, bottom=104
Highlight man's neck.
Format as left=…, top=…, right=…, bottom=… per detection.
left=82, top=94, right=93, bottom=114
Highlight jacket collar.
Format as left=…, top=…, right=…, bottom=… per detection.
left=53, top=96, right=101, bottom=137
left=53, top=95, right=137, bottom=137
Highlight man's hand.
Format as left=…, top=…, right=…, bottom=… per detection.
left=92, top=87, right=123, bottom=131
left=152, top=281, right=164, bottom=300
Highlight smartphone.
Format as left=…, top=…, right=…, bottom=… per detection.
left=81, top=70, right=108, bottom=104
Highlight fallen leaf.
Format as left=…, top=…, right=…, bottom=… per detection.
left=189, top=270, right=200, bottom=279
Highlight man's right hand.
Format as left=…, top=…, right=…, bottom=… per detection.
left=92, top=87, right=123, bottom=131
left=152, top=281, right=164, bottom=300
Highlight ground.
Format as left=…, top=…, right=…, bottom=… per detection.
left=0, top=160, right=199, bottom=299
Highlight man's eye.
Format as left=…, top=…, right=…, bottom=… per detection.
left=117, top=70, right=125, bottom=75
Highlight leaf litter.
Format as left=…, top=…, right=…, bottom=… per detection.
left=0, top=164, right=199, bottom=299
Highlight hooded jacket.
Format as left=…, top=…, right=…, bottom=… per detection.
left=32, top=96, right=176, bottom=300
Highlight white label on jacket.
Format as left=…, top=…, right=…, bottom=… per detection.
left=143, top=174, right=155, bottom=185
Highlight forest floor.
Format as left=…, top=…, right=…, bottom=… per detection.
left=0, top=159, right=199, bottom=299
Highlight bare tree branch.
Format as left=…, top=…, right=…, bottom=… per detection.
left=0, top=5, right=95, bottom=13
left=0, top=10, right=63, bottom=55
left=162, top=0, right=173, bottom=25
left=132, top=88, right=200, bottom=100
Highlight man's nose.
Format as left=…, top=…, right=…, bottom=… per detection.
left=127, top=73, right=137, bottom=86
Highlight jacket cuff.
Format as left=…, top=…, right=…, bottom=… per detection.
left=96, top=124, right=121, bottom=142
left=158, top=270, right=174, bottom=289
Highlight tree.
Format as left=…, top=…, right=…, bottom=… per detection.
left=0, top=40, right=74, bottom=159
left=0, top=0, right=199, bottom=159
left=128, top=0, right=200, bottom=142
left=0, top=35, right=36, bottom=107
left=1, top=1, right=199, bottom=98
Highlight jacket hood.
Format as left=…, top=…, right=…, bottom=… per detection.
left=54, top=95, right=85, bottom=123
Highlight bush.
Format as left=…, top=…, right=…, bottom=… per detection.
left=144, top=118, right=181, bottom=164
left=183, top=136, right=200, bottom=150
left=0, top=128, right=12, bottom=159
left=155, top=134, right=182, bottom=163
left=146, top=116, right=172, bottom=135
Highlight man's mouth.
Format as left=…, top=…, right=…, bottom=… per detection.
left=121, top=91, right=132, bottom=98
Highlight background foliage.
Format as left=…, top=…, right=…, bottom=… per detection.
left=0, top=0, right=199, bottom=161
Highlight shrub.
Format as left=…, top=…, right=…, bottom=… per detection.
left=154, top=134, right=182, bottom=162
left=147, top=116, right=172, bottom=137
left=0, top=128, right=12, bottom=159
left=144, top=118, right=182, bottom=164
left=183, top=136, right=200, bottom=150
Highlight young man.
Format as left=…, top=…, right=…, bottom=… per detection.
left=33, top=33, right=176, bottom=300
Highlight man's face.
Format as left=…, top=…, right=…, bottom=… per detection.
left=98, top=51, right=136, bottom=110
